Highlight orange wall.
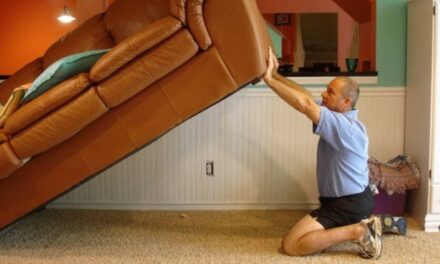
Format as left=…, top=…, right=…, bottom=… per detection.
left=0, top=0, right=109, bottom=75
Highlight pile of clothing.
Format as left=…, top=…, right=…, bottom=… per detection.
left=368, top=155, right=421, bottom=195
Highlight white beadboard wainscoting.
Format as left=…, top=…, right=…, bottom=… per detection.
left=50, top=86, right=405, bottom=210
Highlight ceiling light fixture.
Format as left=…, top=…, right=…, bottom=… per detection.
left=57, top=6, right=76, bottom=24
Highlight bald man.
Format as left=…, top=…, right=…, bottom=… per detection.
left=263, top=48, right=382, bottom=260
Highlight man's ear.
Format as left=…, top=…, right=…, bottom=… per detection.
left=344, top=97, right=353, bottom=110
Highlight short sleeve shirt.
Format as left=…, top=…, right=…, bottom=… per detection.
left=313, top=105, right=369, bottom=197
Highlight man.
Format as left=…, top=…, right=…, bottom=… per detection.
left=262, top=48, right=382, bottom=259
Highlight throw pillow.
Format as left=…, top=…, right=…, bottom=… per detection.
left=21, top=49, right=110, bottom=103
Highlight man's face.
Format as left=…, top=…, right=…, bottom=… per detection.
left=321, top=78, right=350, bottom=112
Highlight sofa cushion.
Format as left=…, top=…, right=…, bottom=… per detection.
left=5, top=74, right=91, bottom=135
left=43, top=14, right=115, bottom=68
left=22, top=49, right=110, bottom=104
left=90, top=16, right=182, bottom=83
left=11, top=88, right=108, bottom=160
left=96, top=29, right=198, bottom=108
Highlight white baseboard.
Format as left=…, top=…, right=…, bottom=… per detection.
left=48, top=202, right=319, bottom=211
left=425, top=214, right=440, bottom=232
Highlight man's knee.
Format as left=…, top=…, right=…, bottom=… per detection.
left=281, top=214, right=324, bottom=257
left=281, top=238, right=303, bottom=256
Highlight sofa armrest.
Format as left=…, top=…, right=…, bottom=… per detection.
left=89, top=16, right=183, bottom=82
left=204, top=0, right=270, bottom=86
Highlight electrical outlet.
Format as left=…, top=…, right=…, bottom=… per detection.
left=206, top=161, right=214, bottom=176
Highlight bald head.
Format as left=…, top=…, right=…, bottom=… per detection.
left=334, top=76, right=359, bottom=108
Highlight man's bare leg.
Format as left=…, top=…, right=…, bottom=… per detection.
left=282, top=214, right=365, bottom=256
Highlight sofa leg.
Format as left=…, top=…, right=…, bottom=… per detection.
left=250, top=77, right=262, bottom=85
left=35, top=205, right=46, bottom=213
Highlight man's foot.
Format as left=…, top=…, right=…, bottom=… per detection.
left=380, top=214, right=407, bottom=235
left=358, top=216, right=383, bottom=260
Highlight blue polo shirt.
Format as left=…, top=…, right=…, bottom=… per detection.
left=313, top=105, right=369, bottom=198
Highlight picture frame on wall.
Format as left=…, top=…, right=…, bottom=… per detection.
left=274, top=13, right=291, bottom=25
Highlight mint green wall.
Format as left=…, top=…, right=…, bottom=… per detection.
left=268, top=27, right=282, bottom=58
left=376, top=0, right=407, bottom=87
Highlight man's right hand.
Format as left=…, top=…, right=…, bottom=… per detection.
left=263, top=47, right=278, bottom=84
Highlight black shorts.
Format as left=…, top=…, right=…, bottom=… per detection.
left=309, top=187, right=374, bottom=229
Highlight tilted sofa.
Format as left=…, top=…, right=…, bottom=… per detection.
left=0, top=0, right=270, bottom=229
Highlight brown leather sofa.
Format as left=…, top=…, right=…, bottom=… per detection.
left=0, top=0, right=270, bottom=229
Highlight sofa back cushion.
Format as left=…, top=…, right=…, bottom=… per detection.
left=43, top=14, right=115, bottom=69
left=96, top=30, right=198, bottom=108
left=104, top=0, right=171, bottom=43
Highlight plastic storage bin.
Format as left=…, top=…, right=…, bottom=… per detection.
left=373, top=186, right=407, bottom=216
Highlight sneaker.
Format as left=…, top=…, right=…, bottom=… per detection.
left=358, top=216, right=383, bottom=260
left=380, top=214, right=407, bottom=236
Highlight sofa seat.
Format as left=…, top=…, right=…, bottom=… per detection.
left=3, top=73, right=91, bottom=135
left=10, top=88, right=108, bottom=159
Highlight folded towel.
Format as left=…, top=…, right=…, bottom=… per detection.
left=0, top=83, right=32, bottom=128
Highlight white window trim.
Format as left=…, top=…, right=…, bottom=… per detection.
left=253, top=75, right=378, bottom=86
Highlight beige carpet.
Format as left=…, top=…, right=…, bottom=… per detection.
left=0, top=209, right=439, bottom=263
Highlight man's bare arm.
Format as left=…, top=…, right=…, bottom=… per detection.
left=273, top=72, right=313, bottom=98
left=266, top=77, right=320, bottom=123
left=263, top=48, right=320, bottom=123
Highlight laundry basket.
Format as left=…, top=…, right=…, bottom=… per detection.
left=368, top=155, right=421, bottom=216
